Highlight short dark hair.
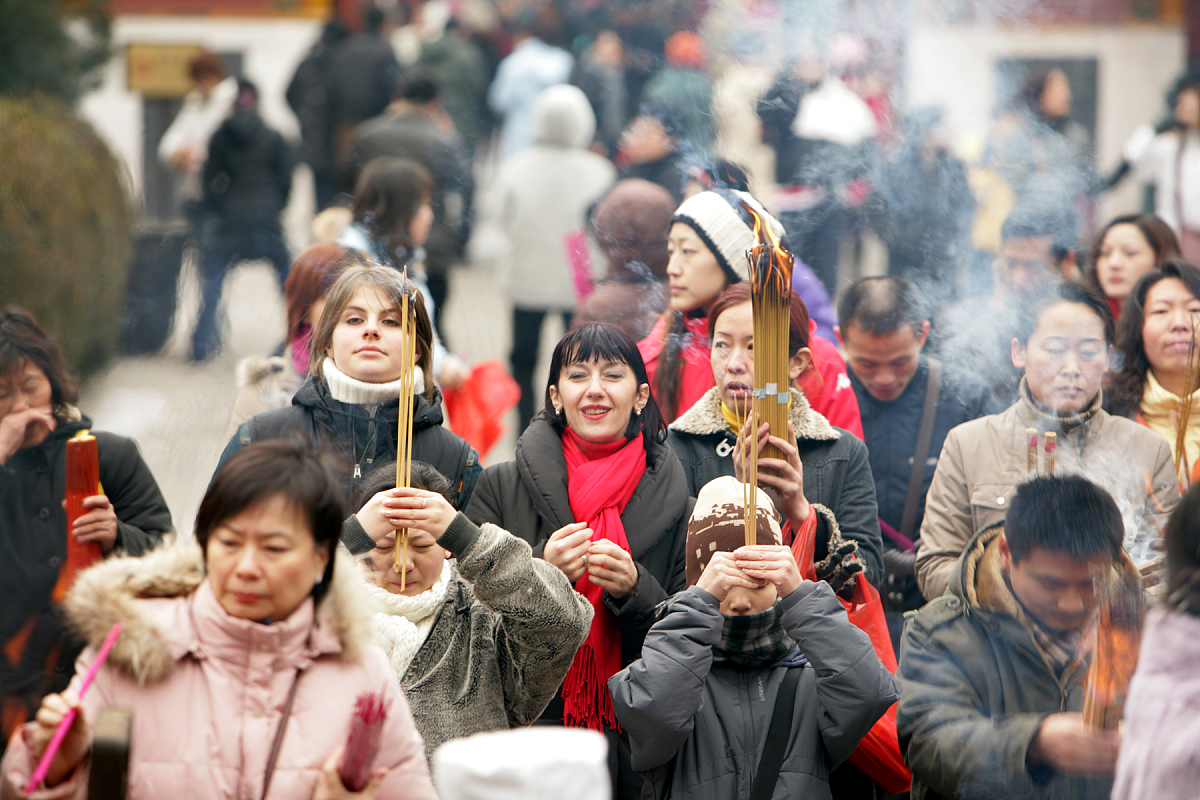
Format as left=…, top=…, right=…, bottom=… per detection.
left=1002, top=203, right=1074, bottom=258
left=541, top=323, right=667, bottom=443
left=197, top=438, right=346, bottom=605
left=351, top=460, right=453, bottom=511
left=396, top=72, right=440, bottom=105
left=1166, top=481, right=1200, bottom=616
left=0, top=306, right=79, bottom=408
left=837, top=276, right=927, bottom=337
left=1014, top=280, right=1115, bottom=347
left=1004, top=475, right=1123, bottom=564
left=635, top=100, right=686, bottom=141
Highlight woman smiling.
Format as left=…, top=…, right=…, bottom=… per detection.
left=466, top=324, right=691, bottom=800
left=917, top=282, right=1180, bottom=601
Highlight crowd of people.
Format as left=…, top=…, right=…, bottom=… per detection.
left=7, top=1, right=1200, bottom=799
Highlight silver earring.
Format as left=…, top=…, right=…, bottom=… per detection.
left=554, top=405, right=563, bottom=415
left=635, top=407, right=642, bottom=416
left=315, top=574, right=324, bottom=585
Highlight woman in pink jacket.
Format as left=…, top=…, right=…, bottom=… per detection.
left=2, top=439, right=438, bottom=800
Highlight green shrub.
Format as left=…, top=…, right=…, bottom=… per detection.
left=0, top=93, right=133, bottom=377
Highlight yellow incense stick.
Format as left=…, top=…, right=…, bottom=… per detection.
left=394, top=283, right=419, bottom=590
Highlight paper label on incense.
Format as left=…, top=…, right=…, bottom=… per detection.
left=765, top=383, right=778, bottom=395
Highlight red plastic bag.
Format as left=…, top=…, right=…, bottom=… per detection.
left=789, top=519, right=911, bottom=795
left=442, top=361, right=521, bottom=457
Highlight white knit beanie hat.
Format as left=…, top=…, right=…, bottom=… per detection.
left=670, top=190, right=785, bottom=283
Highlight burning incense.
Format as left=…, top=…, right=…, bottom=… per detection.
left=25, top=622, right=123, bottom=794
left=1042, top=432, right=1056, bottom=476
left=1025, top=428, right=1038, bottom=476
left=742, top=414, right=758, bottom=548
left=394, top=276, right=421, bottom=591
left=1174, top=312, right=1198, bottom=487
left=1081, top=576, right=1144, bottom=730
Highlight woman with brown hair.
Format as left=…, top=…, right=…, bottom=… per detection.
left=216, top=263, right=480, bottom=549
left=1086, top=213, right=1180, bottom=320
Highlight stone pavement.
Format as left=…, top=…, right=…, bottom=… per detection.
left=79, top=255, right=560, bottom=537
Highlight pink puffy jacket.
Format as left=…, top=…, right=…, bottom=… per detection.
left=1, top=540, right=437, bottom=800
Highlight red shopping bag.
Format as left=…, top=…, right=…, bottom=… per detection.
left=442, top=361, right=521, bottom=457
left=789, top=518, right=911, bottom=795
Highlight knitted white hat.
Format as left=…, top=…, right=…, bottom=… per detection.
left=670, top=190, right=785, bottom=282
left=433, top=728, right=610, bottom=800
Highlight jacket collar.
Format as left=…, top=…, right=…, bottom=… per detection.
left=294, top=376, right=444, bottom=429
left=65, top=537, right=370, bottom=684
left=1014, top=376, right=1102, bottom=435
left=669, top=387, right=840, bottom=442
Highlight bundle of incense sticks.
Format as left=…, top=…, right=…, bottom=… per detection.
left=1081, top=577, right=1144, bottom=730
left=741, top=203, right=794, bottom=548
left=1174, top=313, right=1198, bottom=487
left=1043, top=432, right=1056, bottom=475
left=338, top=692, right=390, bottom=792
left=52, top=431, right=104, bottom=604
left=1025, top=428, right=1037, bottom=476
left=394, top=278, right=420, bottom=591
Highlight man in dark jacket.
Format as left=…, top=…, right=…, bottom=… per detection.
left=610, top=476, right=897, bottom=800
left=898, top=475, right=1128, bottom=800
left=193, top=79, right=293, bottom=362
left=286, top=18, right=347, bottom=211
left=352, top=73, right=474, bottom=330
left=836, top=276, right=1001, bottom=645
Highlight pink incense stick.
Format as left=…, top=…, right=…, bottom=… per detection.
left=25, top=622, right=123, bottom=794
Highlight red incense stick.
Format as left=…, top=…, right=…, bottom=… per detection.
left=25, top=622, right=123, bottom=794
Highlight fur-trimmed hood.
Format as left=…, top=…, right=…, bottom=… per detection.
left=670, top=387, right=840, bottom=442
left=65, top=537, right=373, bottom=684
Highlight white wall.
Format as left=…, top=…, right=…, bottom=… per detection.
left=79, top=15, right=322, bottom=224
left=906, top=23, right=1186, bottom=222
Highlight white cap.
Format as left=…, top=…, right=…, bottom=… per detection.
left=432, top=728, right=611, bottom=800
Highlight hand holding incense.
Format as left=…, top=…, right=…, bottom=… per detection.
left=24, top=622, right=123, bottom=794
left=338, top=692, right=390, bottom=792
left=1081, top=577, right=1144, bottom=730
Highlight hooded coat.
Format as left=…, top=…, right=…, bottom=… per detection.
left=0, top=540, right=437, bottom=800
left=667, top=388, right=883, bottom=586
left=898, top=523, right=1136, bottom=800
left=609, top=583, right=897, bottom=800
left=916, top=382, right=1179, bottom=601
left=217, top=377, right=480, bottom=540
left=487, top=84, right=616, bottom=311
left=1111, top=606, right=1200, bottom=800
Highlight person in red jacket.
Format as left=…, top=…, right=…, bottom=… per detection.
left=638, top=189, right=863, bottom=437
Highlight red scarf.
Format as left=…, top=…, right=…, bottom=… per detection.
left=560, top=427, right=646, bottom=731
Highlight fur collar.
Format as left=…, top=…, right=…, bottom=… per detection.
left=65, top=537, right=372, bottom=684
left=670, top=387, right=840, bottom=442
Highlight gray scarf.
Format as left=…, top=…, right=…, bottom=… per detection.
left=712, top=602, right=802, bottom=668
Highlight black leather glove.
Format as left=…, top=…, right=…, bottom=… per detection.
left=815, top=539, right=863, bottom=601
left=882, top=547, right=917, bottom=585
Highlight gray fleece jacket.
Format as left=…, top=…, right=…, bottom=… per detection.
left=609, top=582, right=897, bottom=800
left=389, top=514, right=593, bottom=761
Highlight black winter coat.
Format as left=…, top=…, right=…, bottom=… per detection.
left=465, top=417, right=693, bottom=668
left=203, top=110, right=293, bottom=234
left=217, top=378, right=480, bottom=518
left=1, top=412, right=171, bottom=748
left=668, top=388, right=883, bottom=588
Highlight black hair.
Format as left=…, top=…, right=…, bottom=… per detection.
left=196, top=438, right=346, bottom=606
left=635, top=100, right=686, bottom=141
left=1166, top=481, right=1200, bottom=616
left=541, top=323, right=667, bottom=443
left=351, top=460, right=453, bottom=512
left=1001, top=203, right=1074, bottom=257
left=1004, top=475, right=1124, bottom=564
left=0, top=306, right=79, bottom=409
left=837, top=276, right=927, bottom=337
left=1014, top=280, right=1115, bottom=348
left=1106, top=258, right=1200, bottom=417
left=689, top=159, right=751, bottom=192
left=396, top=72, right=440, bottom=105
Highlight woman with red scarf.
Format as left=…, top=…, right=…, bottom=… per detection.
left=466, top=324, right=691, bottom=800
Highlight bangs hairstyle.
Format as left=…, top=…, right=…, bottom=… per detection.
left=1004, top=475, right=1123, bottom=564
left=352, top=157, right=435, bottom=261
left=1014, top=280, right=1115, bottom=348
left=308, top=264, right=435, bottom=400
left=542, top=323, right=667, bottom=443
left=196, top=438, right=346, bottom=606
left=708, top=283, right=813, bottom=359
left=1106, top=258, right=1200, bottom=417
left=0, top=306, right=79, bottom=409
left=284, top=243, right=369, bottom=342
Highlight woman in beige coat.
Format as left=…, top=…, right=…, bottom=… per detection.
left=2, top=440, right=437, bottom=800
left=916, top=282, right=1180, bottom=601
